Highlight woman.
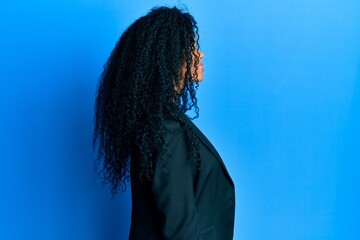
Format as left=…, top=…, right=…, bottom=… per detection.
left=93, top=6, right=235, bottom=240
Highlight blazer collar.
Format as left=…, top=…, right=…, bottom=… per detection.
left=182, top=113, right=234, bottom=187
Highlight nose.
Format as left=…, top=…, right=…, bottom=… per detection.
left=199, top=51, right=204, bottom=59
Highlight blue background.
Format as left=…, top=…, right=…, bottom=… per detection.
left=1, top=0, right=359, bottom=239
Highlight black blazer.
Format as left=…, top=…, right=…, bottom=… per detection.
left=129, top=114, right=235, bottom=240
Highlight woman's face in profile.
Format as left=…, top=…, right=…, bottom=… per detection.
left=179, top=47, right=204, bottom=85
left=182, top=47, right=204, bottom=83
left=194, top=48, right=205, bottom=82
left=175, top=42, right=204, bottom=93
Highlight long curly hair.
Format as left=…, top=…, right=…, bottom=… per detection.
left=93, top=6, right=202, bottom=197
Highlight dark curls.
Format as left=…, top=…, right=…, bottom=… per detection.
left=93, top=6, right=201, bottom=197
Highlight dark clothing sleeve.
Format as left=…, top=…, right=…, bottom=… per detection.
left=150, top=122, right=202, bottom=240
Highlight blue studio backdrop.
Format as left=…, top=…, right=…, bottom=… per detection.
left=1, top=0, right=359, bottom=239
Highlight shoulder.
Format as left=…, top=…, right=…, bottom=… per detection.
left=162, top=119, right=188, bottom=146
left=164, top=118, right=182, bottom=132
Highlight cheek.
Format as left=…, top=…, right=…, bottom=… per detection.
left=181, top=64, right=187, bottom=78
left=196, top=69, right=204, bottom=82
left=181, top=64, right=203, bottom=82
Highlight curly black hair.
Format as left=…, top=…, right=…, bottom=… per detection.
left=93, top=6, right=202, bottom=197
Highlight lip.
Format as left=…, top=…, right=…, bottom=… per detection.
left=197, top=63, right=204, bottom=71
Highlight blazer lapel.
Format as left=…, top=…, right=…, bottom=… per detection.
left=182, top=114, right=234, bottom=187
